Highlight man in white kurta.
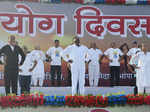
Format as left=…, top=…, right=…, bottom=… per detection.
left=62, top=37, right=88, bottom=96
left=31, top=45, right=46, bottom=87
left=19, top=47, right=37, bottom=94
left=127, top=41, right=141, bottom=74
left=87, top=42, right=102, bottom=87
left=136, top=47, right=150, bottom=94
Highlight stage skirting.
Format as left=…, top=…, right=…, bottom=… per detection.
left=0, top=72, right=135, bottom=86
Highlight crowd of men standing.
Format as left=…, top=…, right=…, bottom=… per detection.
left=0, top=35, right=150, bottom=96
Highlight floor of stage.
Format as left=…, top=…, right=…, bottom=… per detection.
left=1, top=106, right=150, bottom=112
left=0, top=86, right=134, bottom=95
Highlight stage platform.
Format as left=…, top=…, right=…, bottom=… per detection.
left=0, top=86, right=134, bottom=95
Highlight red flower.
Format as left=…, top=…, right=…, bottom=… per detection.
left=96, top=96, right=108, bottom=107
left=84, top=96, right=96, bottom=107
left=144, top=95, right=150, bottom=105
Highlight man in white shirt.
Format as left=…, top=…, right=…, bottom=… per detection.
left=61, top=37, right=89, bottom=95
left=31, top=45, right=46, bottom=87
left=135, top=44, right=150, bottom=94
left=127, top=41, right=141, bottom=57
left=19, top=46, right=37, bottom=94
left=87, top=42, right=102, bottom=87
left=46, top=40, right=63, bottom=86
left=127, top=41, right=141, bottom=94
left=127, top=41, right=141, bottom=74
left=104, top=42, right=123, bottom=87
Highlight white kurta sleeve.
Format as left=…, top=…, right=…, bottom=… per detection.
left=61, top=45, right=72, bottom=62
left=46, top=48, right=51, bottom=56
left=98, top=49, right=103, bottom=56
left=129, top=55, right=136, bottom=65
left=104, top=49, right=110, bottom=56
left=118, top=49, right=123, bottom=56
left=85, top=47, right=90, bottom=62
left=41, top=51, right=46, bottom=61
left=60, top=47, right=63, bottom=52
left=137, top=54, right=143, bottom=68
left=129, top=56, right=134, bottom=65
left=127, top=49, right=132, bottom=56
left=30, top=53, right=37, bottom=63
left=136, top=52, right=143, bottom=67
left=60, top=47, right=63, bottom=58
left=86, top=49, right=91, bottom=62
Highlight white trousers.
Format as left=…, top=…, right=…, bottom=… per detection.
left=71, top=63, right=85, bottom=96
left=88, top=64, right=100, bottom=87
left=138, top=87, right=150, bottom=94
left=32, top=75, right=44, bottom=87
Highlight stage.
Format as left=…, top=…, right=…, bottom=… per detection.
left=0, top=86, right=134, bottom=95
left=1, top=106, right=150, bottom=112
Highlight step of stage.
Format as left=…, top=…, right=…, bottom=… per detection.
left=0, top=86, right=134, bottom=95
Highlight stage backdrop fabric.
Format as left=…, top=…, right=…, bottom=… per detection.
left=0, top=1, right=150, bottom=86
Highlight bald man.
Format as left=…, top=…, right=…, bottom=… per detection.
left=0, top=35, right=25, bottom=95
left=62, top=37, right=89, bottom=95
left=132, top=44, right=150, bottom=94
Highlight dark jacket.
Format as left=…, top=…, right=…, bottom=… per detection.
left=0, top=45, right=25, bottom=71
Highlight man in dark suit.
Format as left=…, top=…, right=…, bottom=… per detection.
left=0, top=35, right=25, bottom=95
